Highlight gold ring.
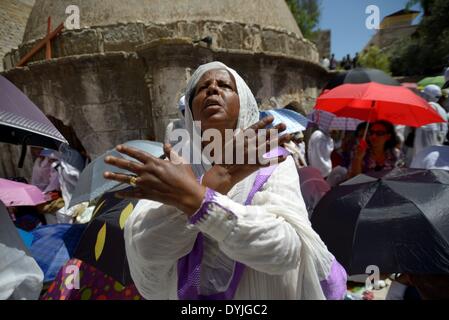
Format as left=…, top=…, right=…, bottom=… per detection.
left=129, top=175, right=138, bottom=187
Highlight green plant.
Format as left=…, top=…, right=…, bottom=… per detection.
left=286, top=0, right=322, bottom=40
left=359, top=46, right=391, bottom=73
left=391, top=0, right=449, bottom=76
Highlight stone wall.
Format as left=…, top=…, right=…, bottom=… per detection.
left=23, top=0, right=301, bottom=42
left=139, top=39, right=329, bottom=141
left=1, top=38, right=329, bottom=178
left=4, top=20, right=320, bottom=70
left=363, top=25, right=417, bottom=53
left=0, top=0, right=34, bottom=71
left=1, top=51, right=152, bottom=178
left=1, top=0, right=328, bottom=179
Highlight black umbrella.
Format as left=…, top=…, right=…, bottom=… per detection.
left=324, top=68, right=401, bottom=90
left=73, top=189, right=138, bottom=285
left=0, top=75, right=68, bottom=167
left=311, top=168, right=449, bottom=275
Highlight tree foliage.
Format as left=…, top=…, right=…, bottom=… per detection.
left=406, top=0, right=432, bottom=16
left=359, top=46, right=391, bottom=74
left=286, top=0, right=322, bottom=40
left=391, top=0, right=449, bottom=76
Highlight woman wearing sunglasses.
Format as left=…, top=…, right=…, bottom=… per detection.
left=348, top=120, right=402, bottom=178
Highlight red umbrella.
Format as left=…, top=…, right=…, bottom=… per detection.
left=314, top=82, right=445, bottom=128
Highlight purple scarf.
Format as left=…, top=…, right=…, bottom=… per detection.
left=177, top=164, right=278, bottom=300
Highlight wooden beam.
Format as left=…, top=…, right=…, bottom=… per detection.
left=46, top=16, right=52, bottom=60
left=16, top=22, right=64, bottom=67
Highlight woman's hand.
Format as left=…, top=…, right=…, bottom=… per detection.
left=353, top=138, right=368, bottom=161
left=201, top=116, right=292, bottom=194
left=103, top=144, right=206, bottom=216
left=348, top=138, right=368, bottom=178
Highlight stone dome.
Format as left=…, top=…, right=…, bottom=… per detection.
left=23, top=0, right=302, bottom=43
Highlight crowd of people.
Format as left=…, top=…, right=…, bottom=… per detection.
left=293, top=81, right=449, bottom=214
left=321, top=53, right=360, bottom=71
left=7, top=118, right=90, bottom=230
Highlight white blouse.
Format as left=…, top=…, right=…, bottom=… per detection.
left=124, top=157, right=320, bottom=300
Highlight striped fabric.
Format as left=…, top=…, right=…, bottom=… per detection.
left=260, top=109, right=309, bottom=134
left=0, top=111, right=67, bottom=143
left=308, top=110, right=361, bottom=131
left=0, top=75, right=68, bottom=145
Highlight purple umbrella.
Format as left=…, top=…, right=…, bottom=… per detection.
left=0, top=178, right=47, bottom=207
left=0, top=75, right=67, bottom=157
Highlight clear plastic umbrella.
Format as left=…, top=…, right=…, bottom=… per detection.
left=260, top=108, right=310, bottom=133
left=68, top=140, right=164, bottom=208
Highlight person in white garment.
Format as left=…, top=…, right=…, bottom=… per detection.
left=284, top=131, right=308, bottom=168
left=30, top=150, right=53, bottom=192
left=164, top=95, right=186, bottom=145
left=307, top=127, right=334, bottom=178
left=0, top=202, right=43, bottom=300
left=413, top=85, right=448, bottom=156
left=410, top=145, right=449, bottom=170
left=283, top=102, right=308, bottom=168
left=52, top=144, right=86, bottom=223
left=103, top=62, right=347, bottom=300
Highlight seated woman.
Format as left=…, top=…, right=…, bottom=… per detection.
left=348, top=120, right=402, bottom=178
left=104, top=61, right=346, bottom=300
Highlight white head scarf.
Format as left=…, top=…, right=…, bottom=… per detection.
left=422, top=84, right=442, bottom=103
left=183, top=61, right=259, bottom=176
left=178, top=95, right=186, bottom=113
left=181, top=61, right=335, bottom=300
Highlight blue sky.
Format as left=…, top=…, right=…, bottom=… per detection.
left=319, top=0, right=421, bottom=60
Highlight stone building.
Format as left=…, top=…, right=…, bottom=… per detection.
left=0, top=0, right=35, bottom=72
left=1, top=0, right=329, bottom=178
left=314, top=30, right=331, bottom=60
left=363, top=9, right=420, bottom=53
